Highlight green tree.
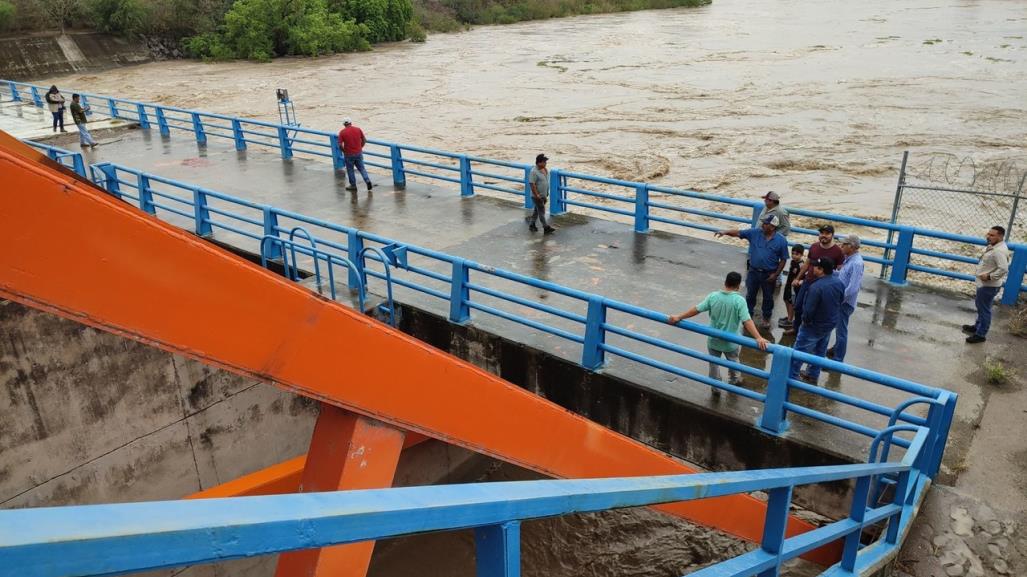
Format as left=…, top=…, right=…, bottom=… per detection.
left=332, top=0, right=412, bottom=43
left=0, top=0, right=15, bottom=31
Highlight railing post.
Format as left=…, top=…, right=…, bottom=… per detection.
left=449, top=258, right=471, bottom=323
left=757, top=486, right=793, bottom=577
left=758, top=347, right=792, bottom=433
left=95, top=163, right=122, bottom=199
left=522, top=166, right=533, bottom=209
left=841, top=475, right=872, bottom=571
left=549, top=168, right=566, bottom=215
left=9, top=81, right=21, bottom=102
left=71, top=154, right=86, bottom=178
left=886, top=467, right=913, bottom=545
left=137, top=174, right=155, bottom=215
left=190, top=112, right=207, bottom=145
left=887, top=226, right=915, bottom=285
left=1001, top=244, right=1027, bottom=305
left=135, top=104, right=150, bottom=129
left=474, top=521, right=521, bottom=577
left=155, top=107, right=170, bottom=137
left=29, top=85, right=43, bottom=107
left=460, top=155, right=474, bottom=197
left=277, top=126, right=293, bottom=160
left=581, top=296, right=607, bottom=370
left=347, top=230, right=364, bottom=289
left=109, top=99, right=119, bottom=118
left=390, top=144, right=406, bottom=189
left=262, top=207, right=282, bottom=260
left=929, top=392, right=957, bottom=478
left=634, top=183, right=650, bottom=233
left=329, top=134, right=344, bottom=171
left=80, top=95, right=91, bottom=117
left=193, top=189, right=213, bottom=236
left=232, top=119, right=246, bottom=151
left=751, top=203, right=763, bottom=228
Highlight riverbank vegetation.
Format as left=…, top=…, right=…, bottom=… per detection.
left=0, top=0, right=709, bottom=59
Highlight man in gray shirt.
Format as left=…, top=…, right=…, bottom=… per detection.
left=963, top=225, right=1010, bottom=343
left=527, top=153, right=556, bottom=234
left=759, top=191, right=791, bottom=237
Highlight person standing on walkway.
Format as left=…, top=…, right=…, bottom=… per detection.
left=786, top=224, right=845, bottom=335
left=778, top=243, right=805, bottom=329
left=46, top=85, right=67, bottom=133
left=668, top=271, right=768, bottom=386
left=828, top=235, right=864, bottom=362
left=527, top=153, right=556, bottom=234
left=790, top=257, right=845, bottom=384
left=338, top=117, right=373, bottom=192
left=963, top=226, right=1010, bottom=344
left=715, top=215, right=789, bottom=328
left=69, top=94, right=97, bottom=149
left=758, top=191, right=791, bottom=237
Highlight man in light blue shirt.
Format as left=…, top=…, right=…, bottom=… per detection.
left=828, top=235, right=865, bottom=363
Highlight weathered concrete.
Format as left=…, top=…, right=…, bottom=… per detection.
left=0, top=32, right=150, bottom=81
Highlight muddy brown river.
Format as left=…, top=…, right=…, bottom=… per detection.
left=43, top=0, right=1027, bottom=219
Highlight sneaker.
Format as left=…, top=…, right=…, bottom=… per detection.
left=543, top=226, right=556, bottom=234
left=966, top=334, right=986, bottom=344
left=777, top=317, right=792, bottom=328
left=366, top=182, right=373, bottom=191
left=961, top=324, right=976, bottom=334
left=528, top=224, right=538, bottom=232
left=345, top=185, right=358, bottom=192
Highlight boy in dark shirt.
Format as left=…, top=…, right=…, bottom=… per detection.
left=778, top=244, right=805, bottom=329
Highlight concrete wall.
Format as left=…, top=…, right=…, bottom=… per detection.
left=0, top=32, right=150, bottom=80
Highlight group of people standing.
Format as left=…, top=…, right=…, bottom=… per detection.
left=44, top=85, right=97, bottom=148
left=670, top=189, right=1012, bottom=387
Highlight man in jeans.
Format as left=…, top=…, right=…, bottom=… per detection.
left=338, top=117, right=373, bottom=192
left=668, top=271, right=768, bottom=386
left=790, top=257, right=845, bottom=384
left=527, top=153, right=555, bottom=234
left=963, top=226, right=1010, bottom=344
left=69, top=94, right=97, bottom=149
left=828, top=234, right=864, bottom=362
left=716, top=215, right=789, bottom=328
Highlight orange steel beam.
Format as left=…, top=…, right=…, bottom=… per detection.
left=275, top=405, right=406, bottom=577
left=185, top=433, right=428, bottom=500
left=0, top=135, right=840, bottom=565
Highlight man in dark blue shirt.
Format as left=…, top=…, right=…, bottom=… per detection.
left=790, top=257, right=845, bottom=383
left=716, top=215, right=789, bottom=329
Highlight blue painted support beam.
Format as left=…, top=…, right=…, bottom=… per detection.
left=347, top=229, right=364, bottom=289
left=29, top=85, right=42, bottom=107
left=634, top=183, right=649, bottom=233
left=460, top=155, right=474, bottom=197
left=80, top=95, right=91, bottom=116
left=329, top=134, right=344, bottom=171
left=9, top=81, right=20, bottom=101
left=94, top=163, right=122, bottom=200
left=450, top=258, right=471, bottom=323
left=475, top=522, right=520, bottom=577
left=278, top=126, right=293, bottom=160
left=193, top=189, right=213, bottom=236
left=155, top=107, right=170, bottom=137
left=581, top=296, right=607, bottom=370
left=841, top=475, right=872, bottom=571
left=262, top=207, right=282, bottom=260
left=758, top=347, right=792, bottom=434
left=0, top=462, right=909, bottom=577
left=522, top=166, right=532, bottom=209
left=233, top=119, right=247, bottom=151
left=108, top=99, right=119, bottom=118
left=751, top=203, right=764, bottom=228
left=389, top=144, right=406, bottom=188
left=138, top=174, right=156, bottom=215
left=1001, top=244, right=1027, bottom=305
left=888, top=227, right=915, bottom=285
left=549, top=168, right=565, bottom=215
left=757, top=486, right=793, bottom=577
left=191, top=112, right=207, bottom=145
left=136, top=104, right=150, bottom=129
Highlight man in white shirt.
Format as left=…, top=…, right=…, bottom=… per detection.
left=963, top=226, right=1010, bottom=344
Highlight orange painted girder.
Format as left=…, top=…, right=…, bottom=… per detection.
left=0, top=136, right=839, bottom=565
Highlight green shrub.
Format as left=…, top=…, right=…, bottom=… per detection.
left=0, top=1, right=15, bottom=31
left=331, top=0, right=412, bottom=43
left=407, top=19, right=426, bottom=42
left=89, top=0, right=148, bottom=35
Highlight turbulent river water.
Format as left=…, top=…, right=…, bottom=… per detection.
left=45, top=0, right=1027, bottom=219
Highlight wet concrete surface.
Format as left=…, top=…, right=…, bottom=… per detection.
left=13, top=118, right=1025, bottom=478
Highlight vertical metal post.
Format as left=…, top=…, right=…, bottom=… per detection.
left=278, top=126, right=293, bottom=160
left=1001, top=245, right=1027, bottom=305
left=30, top=85, right=43, bottom=107
left=882, top=151, right=909, bottom=278
left=474, top=522, right=521, bottom=577
left=263, top=207, right=282, bottom=260
left=108, top=99, right=119, bottom=118
left=9, top=81, right=20, bottom=102
left=522, top=166, right=533, bottom=209
left=193, top=189, right=213, bottom=236
left=581, top=296, right=607, bottom=370
left=758, top=347, right=792, bottom=434
left=1006, top=173, right=1025, bottom=242
left=888, top=227, right=915, bottom=285
left=347, top=230, right=364, bottom=289
left=757, top=486, right=794, bottom=577
left=549, top=168, right=565, bottom=215
left=135, top=104, right=150, bottom=129
left=929, top=392, right=958, bottom=478
left=390, top=145, right=406, bottom=188
left=95, top=163, right=122, bottom=199
left=329, top=134, right=344, bottom=171
left=155, top=107, right=170, bottom=137
left=232, top=119, right=247, bottom=151
left=841, top=475, right=872, bottom=571
left=634, top=183, right=650, bottom=233
left=449, top=258, right=471, bottom=323
left=137, top=174, right=155, bottom=215
left=460, top=155, right=474, bottom=197
left=886, top=467, right=913, bottom=545
left=191, top=113, right=207, bottom=145
left=71, top=154, right=86, bottom=178
left=751, top=203, right=763, bottom=228
left=80, top=95, right=91, bottom=117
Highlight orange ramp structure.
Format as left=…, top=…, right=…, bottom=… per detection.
left=0, top=131, right=840, bottom=568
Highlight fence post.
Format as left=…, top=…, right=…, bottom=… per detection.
left=841, top=475, right=872, bottom=571
left=347, top=230, right=364, bottom=289
left=474, top=521, right=521, bottom=577
left=929, top=392, right=957, bottom=478
left=758, top=347, right=792, bottom=434
left=9, top=81, right=20, bottom=102
left=634, top=183, right=650, bottom=233
left=193, top=189, right=213, bottom=236
left=882, top=151, right=910, bottom=279
left=449, top=258, right=471, bottom=323
left=95, top=163, right=122, bottom=199
left=190, top=113, right=207, bottom=145
left=329, top=134, right=344, bottom=171
left=30, top=85, right=42, bottom=107
left=759, top=486, right=794, bottom=577
left=750, top=203, right=763, bottom=228
left=80, top=95, right=91, bottom=117
left=460, top=155, right=474, bottom=197
left=262, top=207, right=282, bottom=260
left=581, top=296, right=607, bottom=370
left=1000, top=244, right=1027, bottom=306
left=523, top=166, right=533, bottom=209
left=71, top=154, right=86, bottom=177
left=155, top=107, right=170, bottom=137
left=390, top=145, right=406, bottom=189
left=887, top=227, right=915, bottom=285
left=232, top=119, right=246, bottom=151
left=135, top=104, right=150, bottom=129
left=549, top=168, right=566, bottom=215
left=277, top=126, right=293, bottom=160
left=137, top=174, right=155, bottom=215
left=109, top=99, right=119, bottom=118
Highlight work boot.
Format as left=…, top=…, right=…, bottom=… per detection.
left=543, top=226, right=556, bottom=234
left=366, top=182, right=373, bottom=191
left=528, top=224, right=538, bottom=233
left=961, top=324, right=976, bottom=334
left=966, top=335, right=986, bottom=344
left=345, top=185, right=358, bottom=192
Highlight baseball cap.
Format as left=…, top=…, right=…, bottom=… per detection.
left=764, top=191, right=781, bottom=201
left=343, top=117, right=352, bottom=125
left=762, top=214, right=780, bottom=228
left=536, top=153, right=549, bottom=163
left=818, top=224, right=835, bottom=234
left=812, top=256, right=836, bottom=273
left=840, top=234, right=861, bottom=248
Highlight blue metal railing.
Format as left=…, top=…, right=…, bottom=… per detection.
left=5, top=79, right=1024, bottom=304
left=0, top=422, right=937, bottom=577
left=23, top=140, right=87, bottom=177
left=86, top=161, right=957, bottom=478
